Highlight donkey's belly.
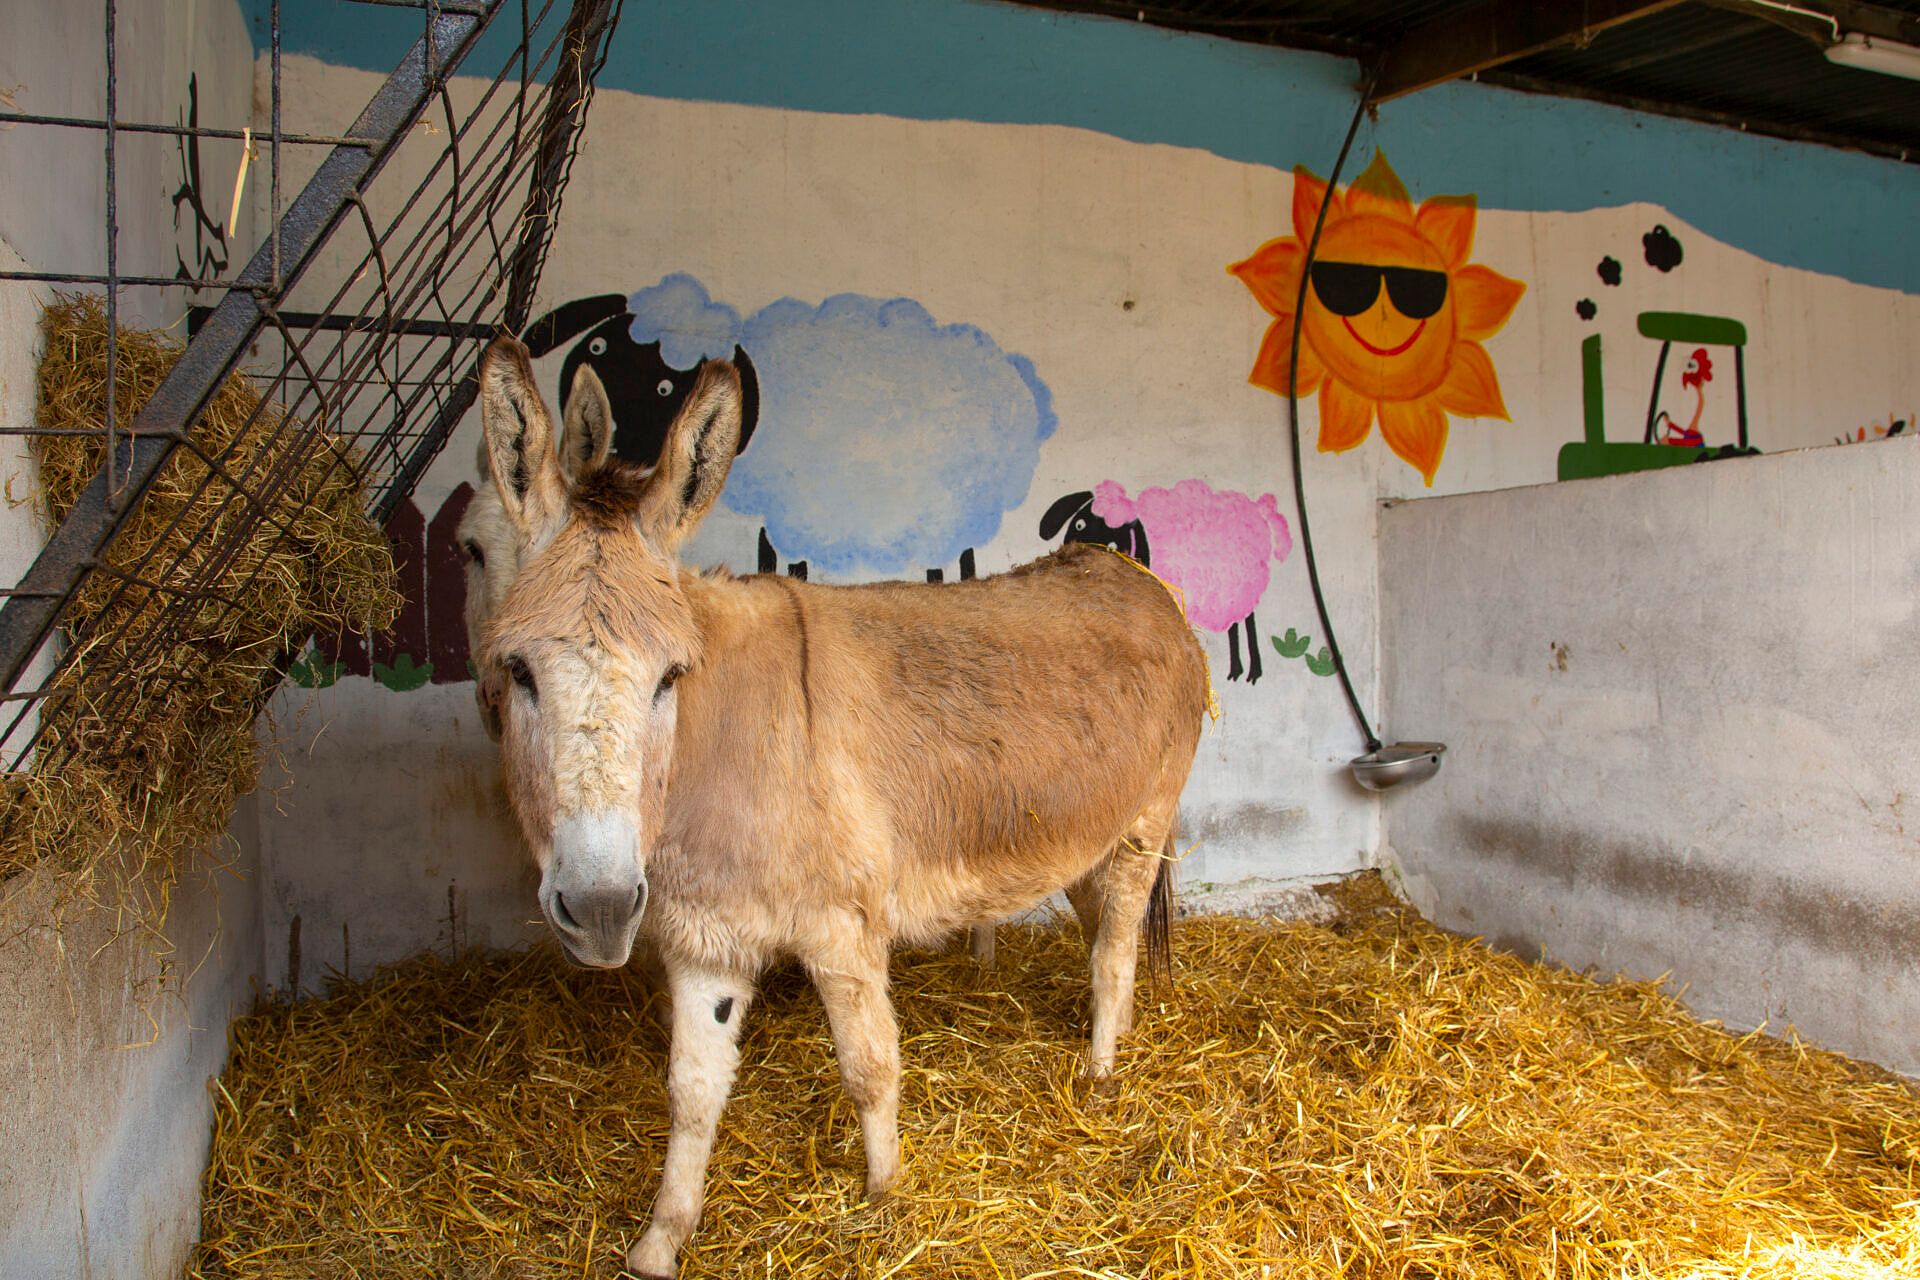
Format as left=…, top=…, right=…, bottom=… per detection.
left=883, top=837, right=1108, bottom=947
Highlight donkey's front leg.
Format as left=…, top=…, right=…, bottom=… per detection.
left=808, top=939, right=901, bottom=1197
left=628, top=966, right=754, bottom=1279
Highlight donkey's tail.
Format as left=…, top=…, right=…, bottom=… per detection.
left=1144, top=818, right=1177, bottom=984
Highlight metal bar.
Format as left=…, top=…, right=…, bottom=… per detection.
left=1368, top=0, right=1690, bottom=104
left=506, top=0, right=617, bottom=331
left=0, top=4, right=501, bottom=697
left=273, top=0, right=283, bottom=287
left=104, top=0, right=119, bottom=497
left=350, top=0, right=492, bottom=12
left=376, top=372, right=480, bottom=523
left=245, top=1, right=575, bottom=495
left=0, top=270, right=261, bottom=288
left=186, top=306, right=501, bottom=341
left=383, top=0, right=618, bottom=514
left=0, top=111, right=371, bottom=148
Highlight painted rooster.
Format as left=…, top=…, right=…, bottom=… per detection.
left=1655, top=348, right=1713, bottom=447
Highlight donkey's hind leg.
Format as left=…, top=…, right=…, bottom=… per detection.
left=1086, top=819, right=1170, bottom=1077
left=1068, top=853, right=1134, bottom=1038
left=968, top=923, right=996, bottom=967
left=1065, top=862, right=1105, bottom=944
left=808, top=933, right=901, bottom=1198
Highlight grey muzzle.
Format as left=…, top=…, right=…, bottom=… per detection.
left=541, top=812, right=646, bottom=967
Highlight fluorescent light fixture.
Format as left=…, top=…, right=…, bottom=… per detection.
left=1825, top=32, right=1920, bottom=82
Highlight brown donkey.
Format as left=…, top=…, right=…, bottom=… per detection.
left=474, top=337, right=1208, bottom=1277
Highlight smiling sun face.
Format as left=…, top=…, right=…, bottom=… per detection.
left=1230, top=151, right=1526, bottom=486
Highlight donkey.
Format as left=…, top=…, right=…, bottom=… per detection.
left=458, top=363, right=1006, bottom=964
left=473, top=336, right=1208, bottom=1277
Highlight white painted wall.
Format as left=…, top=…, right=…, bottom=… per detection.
left=1379, top=440, right=1920, bottom=1075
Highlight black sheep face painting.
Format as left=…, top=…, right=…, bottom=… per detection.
left=520, top=294, right=761, bottom=469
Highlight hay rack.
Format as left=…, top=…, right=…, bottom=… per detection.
left=0, top=0, right=621, bottom=795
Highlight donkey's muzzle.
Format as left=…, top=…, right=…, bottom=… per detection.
left=543, top=812, right=647, bottom=968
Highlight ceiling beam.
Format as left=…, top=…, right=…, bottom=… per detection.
left=1367, top=0, right=1690, bottom=104
left=1699, top=0, right=1920, bottom=45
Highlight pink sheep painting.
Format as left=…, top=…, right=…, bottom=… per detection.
left=1039, top=479, right=1292, bottom=682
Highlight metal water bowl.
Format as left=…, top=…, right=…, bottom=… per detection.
left=1349, top=742, right=1447, bottom=791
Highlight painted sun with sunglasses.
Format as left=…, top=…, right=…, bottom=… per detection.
left=1230, top=150, right=1526, bottom=486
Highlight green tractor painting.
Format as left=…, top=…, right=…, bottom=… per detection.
left=1558, top=312, right=1761, bottom=481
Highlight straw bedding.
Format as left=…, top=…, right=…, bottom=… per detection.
left=3, top=296, right=399, bottom=917
left=191, top=881, right=1918, bottom=1279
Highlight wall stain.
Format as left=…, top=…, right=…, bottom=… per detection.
left=1453, top=814, right=1920, bottom=966
left=1187, top=802, right=1308, bottom=846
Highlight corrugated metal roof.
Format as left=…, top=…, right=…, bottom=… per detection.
left=1014, top=1, right=1920, bottom=162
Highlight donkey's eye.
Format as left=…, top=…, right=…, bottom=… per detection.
left=655, top=379, right=673, bottom=397
left=655, top=663, right=686, bottom=702
left=463, top=539, right=485, bottom=568
left=507, top=656, right=537, bottom=699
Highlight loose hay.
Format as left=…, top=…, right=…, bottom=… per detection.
left=191, top=891, right=1919, bottom=1279
left=1, top=295, right=400, bottom=922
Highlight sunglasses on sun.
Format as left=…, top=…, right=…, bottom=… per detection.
left=1309, top=262, right=1449, bottom=320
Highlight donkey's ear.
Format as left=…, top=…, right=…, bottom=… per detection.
left=479, top=337, right=568, bottom=546
left=560, top=363, right=615, bottom=479
left=637, top=359, right=742, bottom=552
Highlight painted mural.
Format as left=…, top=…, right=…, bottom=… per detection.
left=303, top=489, right=475, bottom=691
left=1555, top=220, right=1767, bottom=480
left=1229, top=151, right=1526, bottom=487
left=1040, top=480, right=1291, bottom=683
left=518, top=274, right=1055, bottom=581
left=1835, top=415, right=1911, bottom=445
left=519, top=292, right=762, bottom=474
left=171, top=73, right=230, bottom=289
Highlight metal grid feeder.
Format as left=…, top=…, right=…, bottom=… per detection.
left=0, top=0, right=622, bottom=875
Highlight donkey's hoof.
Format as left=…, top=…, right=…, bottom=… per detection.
left=626, top=1235, right=677, bottom=1278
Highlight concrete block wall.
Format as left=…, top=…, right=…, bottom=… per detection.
left=1379, top=440, right=1920, bottom=1075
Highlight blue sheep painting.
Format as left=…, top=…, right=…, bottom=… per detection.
left=519, top=273, right=1057, bottom=581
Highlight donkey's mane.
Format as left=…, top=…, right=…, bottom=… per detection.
left=569, top=459, right=654, bottom=528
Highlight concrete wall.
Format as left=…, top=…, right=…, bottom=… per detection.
left=0, top=2, right=263, bottom=1276
left=1379, top=440, right=1920, bottom=1075
left=0, top=838, right=265, bottom=1278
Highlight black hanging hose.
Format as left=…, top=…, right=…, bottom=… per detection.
left=1286, top=90, right=1382, bottom=755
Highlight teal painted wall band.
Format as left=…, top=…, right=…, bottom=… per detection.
left=256, top=0, right=1920, bottom=294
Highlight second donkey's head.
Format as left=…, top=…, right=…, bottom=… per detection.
left=476, top=336, right=743, bottom=967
